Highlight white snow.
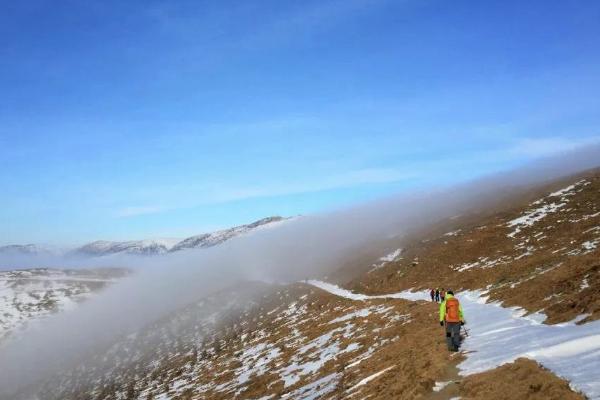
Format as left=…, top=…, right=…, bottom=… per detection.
left=306, top=280, right=372, bottom=301
left=77, top=238, right=181, bottom=256
left=329, top=308, right=373, bottom=323
left=444, top=229, right=462, bottom=236
left=457, top=291, right=600, bottom=398
left=581, top=277, right=590, bottom=290
left=281, top=372, right=340, bottom=400
left=548, top=183, right=579, bottom=197
left=507, top=202, right=566, bottom=238
left=278, top=321, right=359, bottom=388
left=506, top=180, right=587, bottom=238
left=329, top=305, right=395, bottom=324
left=0, top=269, right=112, bottom=341
left=379, top=248, right=403, bottom=263
left=433, top=381, right=451, bottom=392
left=581, top=239, right=598, bottom=252
left=235, top=342, right=281, bottom=386
left=347, top=365, right=395, bottom=392
left=306, top=280, right=430, bottom=302
left=452, top=256, right=511, bottom=272
left=369, top=248, right=403, bottom=272
left=169, top=217, right=286, bottom=253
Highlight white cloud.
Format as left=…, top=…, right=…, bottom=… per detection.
left=509, top=136, right=600, bottom=158
left=111, top=167, right=415, bottom=218
left=180, top=167, right=416, bottom=205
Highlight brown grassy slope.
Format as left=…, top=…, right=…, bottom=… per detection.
left=24, top=171, right=600, bottom=400
left=185, top=286, right=452, bottom=400
left=38, top=283, right=456, bottom=400
left=458, top=358, right=585, bottom=400
left=351, top=169, right=600, bottom=324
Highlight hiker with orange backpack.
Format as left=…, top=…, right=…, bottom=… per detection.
left=439, top=290, right=465, bottom=352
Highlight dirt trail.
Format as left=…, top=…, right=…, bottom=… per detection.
left=422, top=357, right=461, bottom=400
left=307, top=280, right=594, bottom=399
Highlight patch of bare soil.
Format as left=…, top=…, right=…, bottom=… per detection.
left=458, top=358, right=585, bottom=400
left=422, top=357, right=462, bottom=400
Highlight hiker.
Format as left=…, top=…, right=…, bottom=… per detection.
left=440, top=288, right=446, bottom=302
left=439, top=290, right=465, bottom=352
left=430, top=288, right=435, bottom=302
left=435, top=288, right=440, bottom=302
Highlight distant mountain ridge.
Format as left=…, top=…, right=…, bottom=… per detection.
left=169, top=216, right=284, bottom=252
left=0, top=216, right=286, bottom=258
left=0, top=244, right=54, bottom=256
left=74, top=238, right=181, bottom=257
left=75, top=216, right=285, bottom=257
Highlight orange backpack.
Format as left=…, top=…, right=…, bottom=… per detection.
left=445, top=298, right=460, bottom=322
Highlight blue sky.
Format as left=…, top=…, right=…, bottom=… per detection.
left=1, top=0, right=600, bottom=245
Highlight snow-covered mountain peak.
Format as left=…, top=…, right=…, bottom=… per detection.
left=71, top=216, right=286, bottom=257
left=169, top=216, right=285, bottom=252
left=75, top=238, right=182, bottom=257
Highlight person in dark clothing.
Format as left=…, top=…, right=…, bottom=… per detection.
left=435, top=288, right=440, bottom=302
left=439, top=290, right=465, bottom=352
left=430, top=288, right=435, bottom=302
left=440, top=288, right=446, bottom=302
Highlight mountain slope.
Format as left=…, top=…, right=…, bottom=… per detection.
left=75, top=239, right=181, bottom=257
left=5, top=171, right=600, bottom=400
left=0, top=268, right=127, bottom=342
left=0, top=244, right=54, bottom=256
left=23, top=283, right=449, bottom=400
left=355, top=169, right=600, bottom=325
left=169, top=216, right=285, bottom=252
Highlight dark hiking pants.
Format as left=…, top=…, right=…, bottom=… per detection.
left=445, top=322, right=461, bottom=351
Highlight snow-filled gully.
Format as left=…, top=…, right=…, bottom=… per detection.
left=307, top=280, right=600, bottom=399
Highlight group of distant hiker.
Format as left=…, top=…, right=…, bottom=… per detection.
left=429, top=287, right=446, bottom=302
left=430, top=287, right=466, bottom=352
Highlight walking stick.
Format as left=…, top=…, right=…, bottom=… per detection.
left=461, top=326, right=470, bottom=337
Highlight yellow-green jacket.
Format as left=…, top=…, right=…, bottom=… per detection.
left=439, top=293, right=465, bottom=322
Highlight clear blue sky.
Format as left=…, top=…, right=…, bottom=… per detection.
left=1, top=0, right=600, bottom=245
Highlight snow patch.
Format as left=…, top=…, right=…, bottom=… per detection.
left=506, top=180, right=587, bottom=238
left=443, top=229, right=461, bottom=236
left=307, top=280, right=430, bottom=302
left=369, top=248, right=403, bottom=272
left=348, top=366, right=395, bottom=392
left=433, top=381, right=451, bottom=392
left=281, top=373, right=340, bottom=400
